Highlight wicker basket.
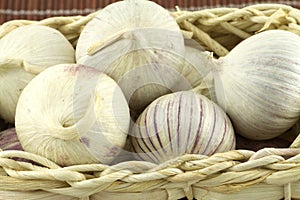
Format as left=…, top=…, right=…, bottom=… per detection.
left=1, top=3, right=300, bottom=200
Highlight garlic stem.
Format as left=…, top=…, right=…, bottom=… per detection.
left=87, top=28, right=131, bottom=55
left=0, top=58, right=47, bottom=75
left=22, top=61, right=48, bottom=75
left=0, top=58, right=23, bottom=69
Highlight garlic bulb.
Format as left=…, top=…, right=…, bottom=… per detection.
left=213, top=30, right=300, bottom=140
left=76, top=0, right=189, bottom=115
left=0, top=128, right=22, bottom=151
left=130, top=90, right=235, bottom=164
left=0, top=25, right=75, bottom=123
left=15, top=64, right=130, bottom=166
left=0, top=128, right=32, bottom=163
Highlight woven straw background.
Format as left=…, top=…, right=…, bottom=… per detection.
left=1, top=0, right=300, bottom=24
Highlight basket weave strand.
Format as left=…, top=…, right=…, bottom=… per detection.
left=2, top=148, right=300, bottom=199
left=1, top=3, right=300, bottom=200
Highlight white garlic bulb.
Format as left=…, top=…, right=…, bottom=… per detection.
left=15, top=64, right=130, bottom=166
left=0, top=25, right=75, bottom=123
left=76, top=0, right=190, bottom=114
left=130, top=90, right=235, bottom=164
left=213, top=30, right=300, bottom=140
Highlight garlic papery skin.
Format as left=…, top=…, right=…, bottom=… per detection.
left=182, top=39, right=215, bottom=99
left=0, top=128, right=23, bottom=151
left=0, top=25, right=75, bottom=123
left=76, top=0, right=189, bottom=115
left=15, top=64, right=130, bottom=166
left=130, top=90, right=235, bottom=164
left=213, top=30, right=300, bottom=140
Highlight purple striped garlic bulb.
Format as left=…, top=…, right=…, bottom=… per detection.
left=0, top=128, right=23, bottom=151
left=0, top=128, right=35, bottom=163
left=130, top=90, right=235, bottom=164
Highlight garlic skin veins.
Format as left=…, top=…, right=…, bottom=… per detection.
left=0, top=25, right=75, bottom=123
left=130, top=90, right=236, bottom=164
left=214, top=30, right=300, bottom=140
left=76, top=0, right=189, bottom=115
left=15, top=64, right=130, bottom=166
